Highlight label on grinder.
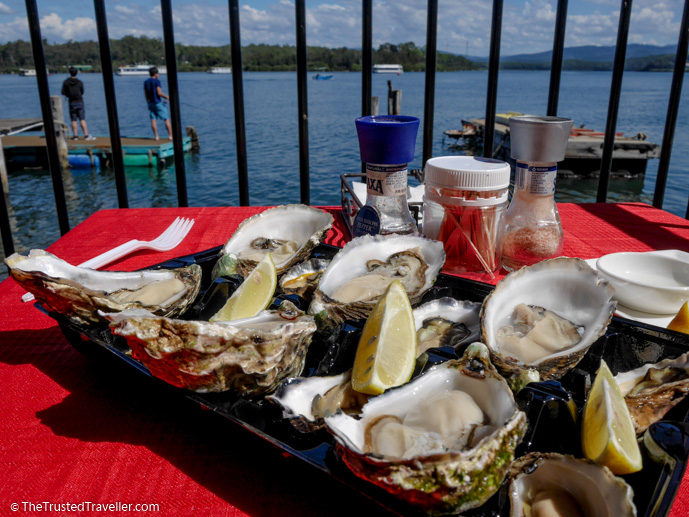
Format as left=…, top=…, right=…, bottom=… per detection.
left=366, top=164, right=408, bottom=197
left=516, top=162, right=557, bottom=195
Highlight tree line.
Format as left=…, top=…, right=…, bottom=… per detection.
left=0, top=36, right=479, bottom=73
left=0, top=36, right=674, bottom=74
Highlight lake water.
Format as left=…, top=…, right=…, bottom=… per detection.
left=1, top=70, right=688, bottom=273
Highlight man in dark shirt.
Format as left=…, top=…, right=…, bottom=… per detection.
left=144, top=67, right=172, bottom=140
left=61, top=67, right=95, bottom=140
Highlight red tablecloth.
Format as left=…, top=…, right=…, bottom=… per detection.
left=1, top=203, right=688, bottom=516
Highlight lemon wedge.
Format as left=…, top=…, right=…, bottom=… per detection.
left=351, top=279, right=417, bottom=395
left=667, top=301, right=689, bottom=334
left=582, top=359, right=643, bottom=475
left=210, top=253, right=277, bottom=322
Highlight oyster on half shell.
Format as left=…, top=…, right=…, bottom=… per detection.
left=221, top=205, right=333, bottom=277
left=324, top=343, right=526, bottom=515
left=481, top=257, right=616, bottom=381
left=615, top=351, right=689, bottom=434
left=309, top=234, right=445, bottom=323
left=507, top=453, right=636, bottom=517
left=106, top=300, right=316, bottom=395
left=6, top=249, right=201, bottom=325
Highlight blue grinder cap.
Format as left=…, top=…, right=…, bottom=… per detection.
left=355, top=115, right=420, bottom=165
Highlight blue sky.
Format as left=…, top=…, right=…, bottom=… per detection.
left=0, top=0, right=684, bottom=56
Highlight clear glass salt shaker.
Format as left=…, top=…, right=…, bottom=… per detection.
left=502, top=116, right=573, bottom=271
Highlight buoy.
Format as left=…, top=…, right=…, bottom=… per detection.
left=68, top=154, right=100, bottom=169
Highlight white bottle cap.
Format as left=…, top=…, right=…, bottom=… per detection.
left=424, top=156, right=511, bottom=191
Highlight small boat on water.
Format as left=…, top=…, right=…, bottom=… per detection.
left=208, top=67, right=232, bottom=74
left=373, top=64, right=403, bottom=74
left=312, top=74, right=333, bottom=80
left=19, top=69, right=49, bottom=77
left=117, top=64, right=167, bottom=76
left=445, top=111, right=660, bottom=178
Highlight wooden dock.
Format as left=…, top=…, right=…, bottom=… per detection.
left=446, top=115, right=660, bottom=178
left=2, top=134, right=192, bottom=170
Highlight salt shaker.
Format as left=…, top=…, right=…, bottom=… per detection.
left=353, top=115, right=420, bottom=236
left=502, top=116, right=573, bottom=271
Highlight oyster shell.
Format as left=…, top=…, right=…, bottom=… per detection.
left=106, top=300, right=316, bottom=395
left=6, top=249, right=201, bottom=325
left=309, top=234, right=445, bottom=323
left=615, top=351, right=689, bottom=434
left=267, top=297, right=480, bottom=432
left=414, top=297, right=480, bottom=355
left=221, top=205, right=333, bottom=277
left=324, top=343, right=526, bottom=515
left=481, top=257, right=616, bottom=381
left=279, top=258, right=330, bottom=298
left=507, top=453, right=636, bottom=516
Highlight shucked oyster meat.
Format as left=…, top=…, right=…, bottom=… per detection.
left=481, top=257, right=616, bottom=381
left=496, top=304, right=584, bottom=364
left=106, top=300, right=316, bottom=395
left=6, top=249, right=201, bottom=325
left=220, top=204, right=333, bottom=277
left=615, top=351, right=689, bottom=434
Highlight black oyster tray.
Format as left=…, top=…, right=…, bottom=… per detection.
left=41, top=243, right=689, bottom=517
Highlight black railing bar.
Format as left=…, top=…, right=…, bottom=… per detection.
left=362, top=0, right=372, bottom=117
left=422, top=0, right=438, bottom=167
left=93, top=0, right=128, bottom=208
left=547, top=0, right=568, bottom=116
left=0, top=186, right=14, bottom=258
left=483, top=0, right=503, bottom=158
left=295, top=0, right=310, bottom=205
left=654, top=0, right=689, bottom=212
left=160, top=0, right=188, bottom=207
left=596, top=0, right=633, bottom=203
left=25, top=0, right=70, bottom=235
left=228, top=0, right=250, bottom=206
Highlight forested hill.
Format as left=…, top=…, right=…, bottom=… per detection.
left=0, top=37, right=478, bottom=73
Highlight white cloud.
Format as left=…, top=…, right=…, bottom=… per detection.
left=0, top=0, right=683, bottom=56
left=39, top=13, right=97, bottom=41
left=0, top=2, right=13, bottom=15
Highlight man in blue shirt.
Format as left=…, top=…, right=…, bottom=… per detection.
left=144, top=67, right=172, bottom=140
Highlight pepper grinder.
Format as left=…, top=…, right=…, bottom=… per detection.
left=353, top=115, right=420, bottom=236
left=502, top=116, right=573, bottom=271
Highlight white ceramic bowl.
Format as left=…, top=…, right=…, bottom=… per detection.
left=596, top=250, right=689, bottom=315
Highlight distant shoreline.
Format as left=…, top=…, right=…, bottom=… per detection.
left=0, top=37, right=679, bottom=75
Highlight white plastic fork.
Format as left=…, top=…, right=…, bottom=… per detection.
left=22, top=217, right=195, bottom=303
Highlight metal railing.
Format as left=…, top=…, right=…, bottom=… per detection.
left=1, top=0, right=688, bottom=258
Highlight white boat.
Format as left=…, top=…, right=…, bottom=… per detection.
left=19, top=68, right=50, bottom=77
left=208, top=67, right=232, bottom=74
left=116, top=64, right=167, bottom=76
left=373, top=64, right=403, bottom=74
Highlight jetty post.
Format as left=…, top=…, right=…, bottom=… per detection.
left=0, top=138, right=7, bottom=195
left=387, top=81, right=401, bottom=115
left=50, top=95, right=69, bottom=172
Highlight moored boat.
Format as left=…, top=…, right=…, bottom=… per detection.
left=116, top=64, right=167, bottom=76
left=447, top=112, right=660, bottom=178
left=373, top=64, right=403, bottom=74
left=208, top=67, right=232, bottom=74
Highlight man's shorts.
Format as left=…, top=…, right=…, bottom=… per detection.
left=69, top=101, right=85, bottom=122
left=148, top=101, right=169, bottom=121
